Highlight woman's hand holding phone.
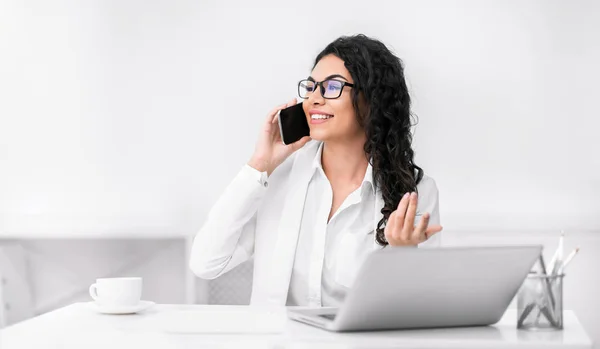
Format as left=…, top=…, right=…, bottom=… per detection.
left=248, top=99, right=311, bottom=176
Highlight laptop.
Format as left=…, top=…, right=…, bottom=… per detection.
left=287, top=245, right=542, bottom=332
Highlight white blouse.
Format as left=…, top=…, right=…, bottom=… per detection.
left=189, top=140, right=441, bottom=306
left=286, top=141, right=377, bottom=307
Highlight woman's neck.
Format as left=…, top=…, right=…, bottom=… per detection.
left=321, top=137, right=368, bottom=186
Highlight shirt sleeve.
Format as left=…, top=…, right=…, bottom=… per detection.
left=189, top=164, right=269, bottom=279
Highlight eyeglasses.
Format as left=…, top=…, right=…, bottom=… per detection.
left=298, top=78, right=355, bottom=99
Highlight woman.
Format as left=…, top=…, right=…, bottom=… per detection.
left=190, top=34, right=443, bottom=307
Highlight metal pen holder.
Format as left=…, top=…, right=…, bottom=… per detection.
left=517, top=272, right=564, bottom=331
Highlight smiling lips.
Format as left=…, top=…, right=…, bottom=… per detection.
left=309, top=110, right=334, bottom=124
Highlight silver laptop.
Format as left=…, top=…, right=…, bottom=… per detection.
left=287, top=245, right=542, bottom=332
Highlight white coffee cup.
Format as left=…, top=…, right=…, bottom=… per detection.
left=89, top=277, right=142, bottom=307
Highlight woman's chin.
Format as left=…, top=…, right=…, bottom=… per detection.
left=308, top=130, right=329, bottom=142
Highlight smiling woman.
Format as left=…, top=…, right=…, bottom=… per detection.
left=300, top=66, right=360, bottom=142
left=190, top=34, right=442, bottom=307
left=302, top=36, right=441, bottom=246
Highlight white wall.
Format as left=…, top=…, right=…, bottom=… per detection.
left=1, top=0, right=599, bottom=344
left=2, top=0, right=599, bottom=234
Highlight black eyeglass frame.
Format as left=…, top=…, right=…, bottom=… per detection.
left=297, top=78, right=355, bottom=100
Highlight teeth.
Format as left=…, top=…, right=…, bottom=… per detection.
left=311, top=114, right=333, bottom=119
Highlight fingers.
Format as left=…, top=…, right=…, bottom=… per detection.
left=386, top=191, right=444, bottom=246
left=267, top=103, right=287, bottom=124
left=412, top=212, right=430, bottom=242
left=286, top=98, right=298, bottom=108
left=395, top=192, right=410, bottom=231
left=269, top=99, right=298, bottom=124
left=384, top=210, right=397, bottom=242
left=397, top=193, right=412, bottom=240
left=413, top=214, right=443, bottom=243
left=425, top=225, right=443, bottom=239
left=404, top=192, right=418, bottom=232
left=385, top=193, right=409, bottom=243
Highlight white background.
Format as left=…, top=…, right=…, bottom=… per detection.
left=2, top=0, right=599, bottom=234
left=0, top=0, right=599, bottom=343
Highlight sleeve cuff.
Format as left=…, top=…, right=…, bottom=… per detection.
left=243, top=164, right=269, bottom=188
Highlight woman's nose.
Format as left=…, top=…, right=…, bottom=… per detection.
left=307, top=87, right=325, bottom=105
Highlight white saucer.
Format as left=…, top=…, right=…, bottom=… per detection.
left=88, top=300, right=155, bottom=315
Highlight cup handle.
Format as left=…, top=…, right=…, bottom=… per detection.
left=89, top=283, right=99, bottom=301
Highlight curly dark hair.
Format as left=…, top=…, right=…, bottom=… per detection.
left=314, top=34, right=424, bottom=246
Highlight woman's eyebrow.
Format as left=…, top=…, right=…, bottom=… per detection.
left=308, top=74, right=349, bottom=81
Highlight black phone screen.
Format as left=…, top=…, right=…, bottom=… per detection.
left=278, top=103, right=310, bottom=145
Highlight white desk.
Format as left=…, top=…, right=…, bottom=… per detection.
left=0, top=303, right=593, bottom=349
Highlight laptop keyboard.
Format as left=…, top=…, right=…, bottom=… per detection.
left=318, top=313, right=337, bottom=321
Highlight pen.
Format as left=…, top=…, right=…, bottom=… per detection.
left=548, top=231, right=564, bottom=276
left=537, top=255, right=556, bottom=310
left=518, top=303, right=535, bottom=327
left=540, top=305, right=559, bottom=328
left=558, top=247, right=580, bottom=275
left=530, top=253, right=556, bottom=325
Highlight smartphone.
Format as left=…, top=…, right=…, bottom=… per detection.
left=278, top=103, right=310, bottom=145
